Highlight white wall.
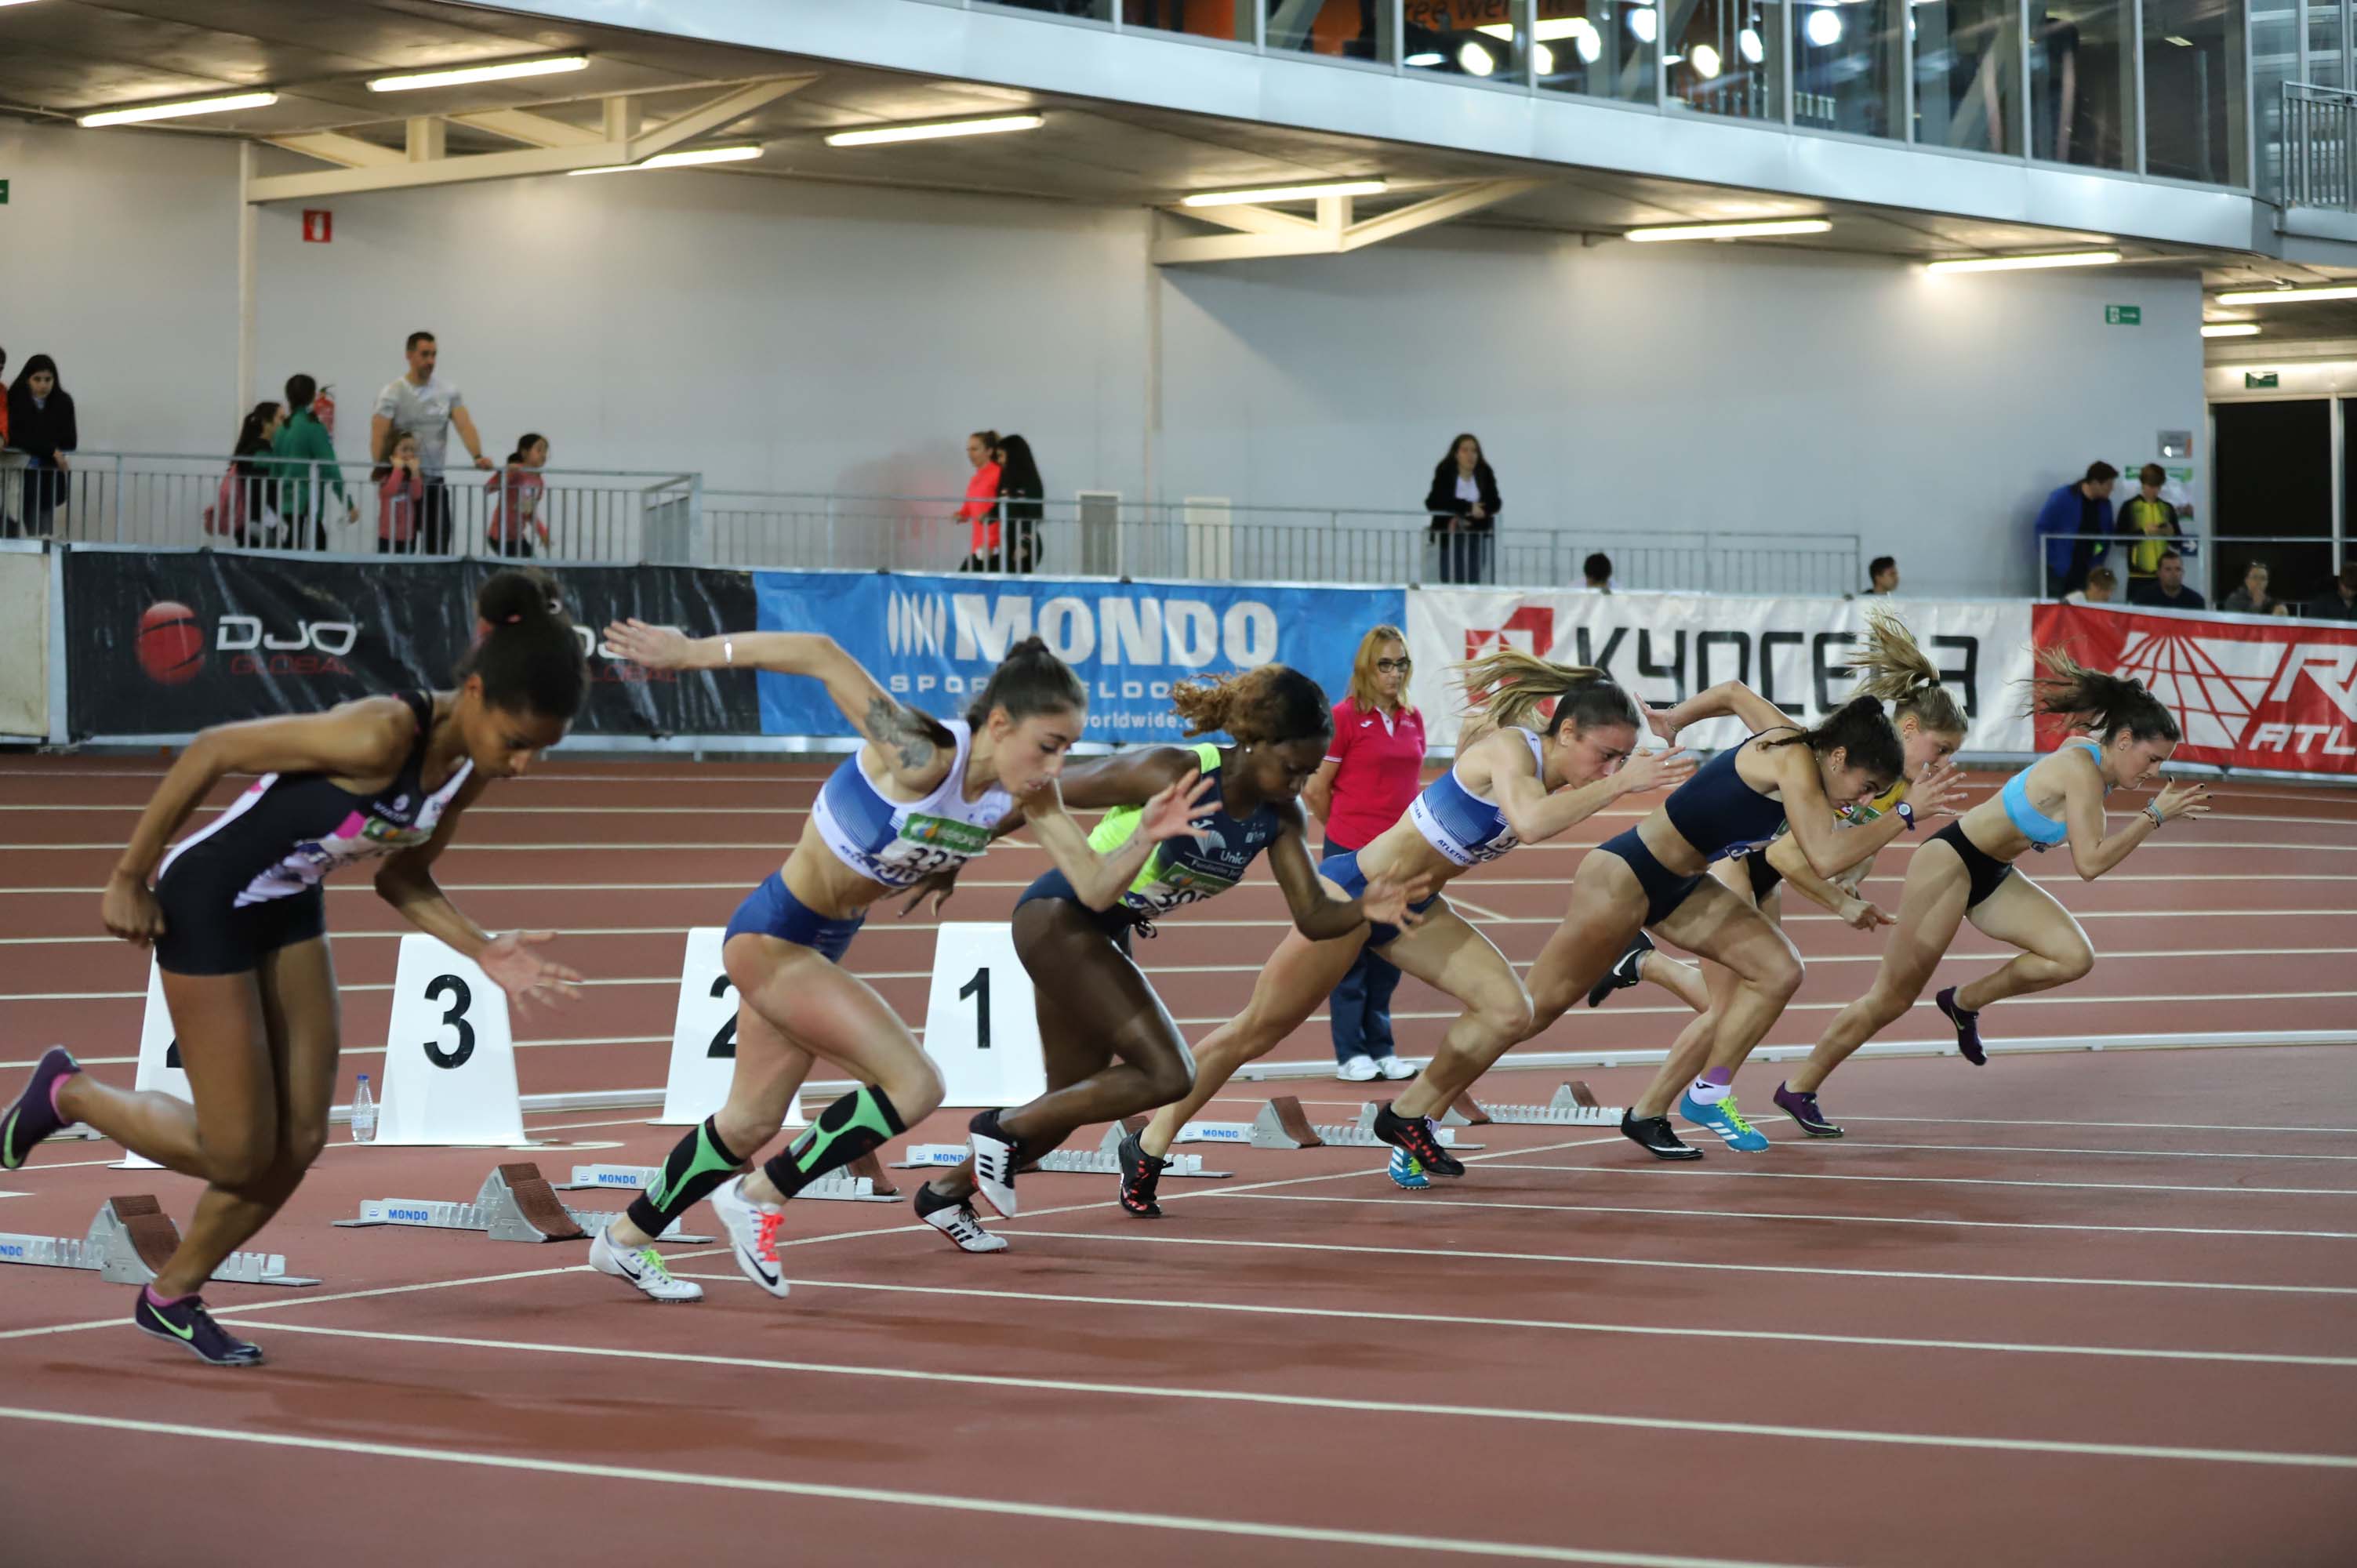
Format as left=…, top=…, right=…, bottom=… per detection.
left=17, top=119, right=2203, bottom=594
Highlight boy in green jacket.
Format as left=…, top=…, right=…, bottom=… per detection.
left=269, top=373, right=354, bottom=548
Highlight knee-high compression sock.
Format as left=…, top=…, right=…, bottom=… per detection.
left=761, top=1083, right=906, bottom=1200
left=624, top=1116, right=747, bottom=1236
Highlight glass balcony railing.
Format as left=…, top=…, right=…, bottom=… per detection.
left=955, top=0, right=2357, bottom=200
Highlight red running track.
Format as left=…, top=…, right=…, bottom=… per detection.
left=0, top=756, right=2354, bottom=1566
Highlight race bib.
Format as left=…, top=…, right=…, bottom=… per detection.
left=869, top=813, right=993, bottom=885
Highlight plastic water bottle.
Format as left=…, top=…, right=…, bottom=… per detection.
left=350, top=1075, right=377, bottom=1144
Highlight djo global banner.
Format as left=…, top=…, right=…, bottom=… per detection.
left=752, top=570, right=1405, bottom=740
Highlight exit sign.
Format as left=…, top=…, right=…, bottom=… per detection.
left=2246, top=371, right=2280, bottom=389
left=2105, top=304, right=2141, bottom=325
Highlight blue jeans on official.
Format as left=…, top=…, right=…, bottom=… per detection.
left=1324, top=840, right=1404, bottom=1063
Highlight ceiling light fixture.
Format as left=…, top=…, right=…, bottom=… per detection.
left=568, top=144, right=764, bottom=176
left=1691, top=43, right=1723, bottom=78
left=367, top=56, right=589, bottom=93
left=2214, top=282, right=2357, bottom=303
left=1181, top=179, right=1389, bottom=209
left=823, top=114, right=1044, bottom=147
left=1458, top=40, right=1497, bottom=75
left=2199, top=323, right=2261, bottom=337
left=78, top=91, right=278, bottom=128
left=1628, top=217, right=1832, bottom=242
left=1925, top=250, right=2123, bottom=272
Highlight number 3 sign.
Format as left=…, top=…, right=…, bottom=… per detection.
left=375, top=935, right=528, bottom=1145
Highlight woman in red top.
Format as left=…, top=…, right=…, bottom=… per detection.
left=1303, top=624, right=1427, bottom=1080
left=486, top=432, right=550, bottom=558
left=376, top=429, right=426, bottom=554
left=955, top=429, right=1003, bottom=572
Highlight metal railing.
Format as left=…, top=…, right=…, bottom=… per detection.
left=2279, top=81, right=2357, bottom=210
left=0, top=452, right=700, bottom=562
left=699, top=491, right=1863, bottom=594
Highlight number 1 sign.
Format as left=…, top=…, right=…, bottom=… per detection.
left=374, top=934, right=528, bottom=1145
left=920, top=923, right=1046, bottom=1107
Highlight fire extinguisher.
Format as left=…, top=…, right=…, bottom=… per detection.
left=313, top=384, right=337, bottom=439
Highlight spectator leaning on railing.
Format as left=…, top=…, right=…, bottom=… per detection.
left=2116, top=463, right=2181, bottom=593
left=486, top=434, right=551, bottom=558
left=956, top=429, right=1003, bottom=572
left=2222, top=560, right=2291, bottom=617
left=5, top=353, right=77, bottom=538
left=2035, top=460, right=2116, bottom=597
left=1425, top=432, right=1499, bottom=585
left=2127, top=550, right=2205, bottom=611
left=376, top=429, right=427, bottom=553
left=271, top=373, right=354, bottom=548
left=2310, top=563, right=2357, bottom=621
left=371, top=328, right=490, bottom=555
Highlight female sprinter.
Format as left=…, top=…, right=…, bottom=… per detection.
left=1392, top=665, right=1966, bottom=1176
left=1593, top=613, right=1970, bottom=1155
left=1, top=571, right=588, bottom=1365
left=589, top=626, right=1099, bottom=1300
left=914, top=665, right=1425, bottom=1247
left=1785, top=651, right=2208, bottom=1120
left=1131, top=650, right=1693, bottom=1204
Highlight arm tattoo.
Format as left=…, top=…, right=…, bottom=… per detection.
left=864, top=696, right=939, bottom=771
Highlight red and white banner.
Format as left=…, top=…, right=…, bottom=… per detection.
left=2033, top=602, right=2357, bottom=776
left=1407, top=590, right=2036, bottom=752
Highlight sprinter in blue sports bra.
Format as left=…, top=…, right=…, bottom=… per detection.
left=1796, top=648, right=2206, bottom=1103
left=1134, top=648, right=1691, bottom=1198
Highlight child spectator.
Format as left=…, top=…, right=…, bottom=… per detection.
left=2064, top=567, right=2118, bottom=606
left=376, top=430, right=427, bottom=554
left=486, top=433, right=551, bottom=558
left=209, top=401, right=284, bottom=546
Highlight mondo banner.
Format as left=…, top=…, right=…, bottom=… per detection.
left=2033, top=602, right=2357, bottom=775
left=752, top=570, right=1406, bottom=741
left=1407, top=590, right=2037, bottom=753
left=64, top=548, right=761, bottom=740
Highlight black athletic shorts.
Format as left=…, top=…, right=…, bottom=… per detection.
left=151, top=873, right=326, bottom=976
left=1015, top=868, right=1141, bottom=956
left=1930, top=820, right=2014, bottom=909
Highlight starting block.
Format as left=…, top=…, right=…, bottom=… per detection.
left=1481, top=1080, right=1623, bottom=1126
left=1180, top=1092, right=1492, bottom=1151
left=556, top=1152, right=902, bottom=1204
left=892, top=1122, right=1228, bottom=1179
left=335, top=1161, right=714, bottom=1244
left=0, top=1195, right=319, bottom=1289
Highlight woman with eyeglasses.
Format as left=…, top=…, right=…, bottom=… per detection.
left=1302, top=626, right=1428, bottom=1082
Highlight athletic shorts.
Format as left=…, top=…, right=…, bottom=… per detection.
left=1015, top=868, right=1140, bottom=956
left=1931, top=820, right=2014, bottom=909
left=151, top=869, right=326, bottom=977
left=1596, top=828, right=1706, bottom=929
left=1316, top=849, right=1444, bottom=949
left=723, top=871, right=865, bottom=963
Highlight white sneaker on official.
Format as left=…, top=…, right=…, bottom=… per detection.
left=968, top=1112, right=1022, bottom=1218
left=1336, top=1055, right=1379, bottom=1082
left=708, top=1175, right=791, bottom=1298
left=917, top=1188, right=1010, bottom=1253
left=590, top=1225, right=703, bottom=1303
left=1372, top=1055, right=1419, bottom=1081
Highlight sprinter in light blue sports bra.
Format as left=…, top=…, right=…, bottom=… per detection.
left=1137, top=649, right=1692, bottom=1195
left=1801, top=649, right=2208, bottom=1093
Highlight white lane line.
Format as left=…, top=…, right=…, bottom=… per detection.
left=158, top=1327, right=2357, bottom=1470
left=990, top=1229, right=2357, bottom=1295
left=1481, top=1163, right=2357, bottom=1199
left=1199, top=1191, right=2357, bottom=1242
left=1819, top=1140, right=2357, bottom=1163
left=0, top=1265, right=598, bottom=1341
left=0, top=1406, right=1829, bottom=1568
left=670, top=1273, right=2357, bottom=1368
left=1838, top=1116, right=2357, bottom=1135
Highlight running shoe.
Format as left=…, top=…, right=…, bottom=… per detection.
left=1371, top=1055, right=1419, bottom=1082
left=1585, top=933, right=1654, bottom=1008
left=1370, top=1101, right=1463, bottom=1178
left=1618, top=1110, right=1703, bottom=1161
left=590, top=1224, right=703, bottom=1302
left=708, top=1175, right=790, bottom=1298
left=1386, top=1145, right=1430, bottom=1190
left=1676, top=1088, right=1770, bottom=1152
left=2, top=1046, right=82, bottom=1171
left=1773, top=1082, right=1843, bottom=1138
left=1936, top=986, right=1987, bottom=1066
left=1335, top=1055, right=1378, bottom=1083
left=133, top=1288, right=263, bottom=1367
left=968, top=1109, right=1025, bottom=1218
left=914, top=1183, right=1008, bottom=1252
left=1116, top=1132, right=1168, bottom=1218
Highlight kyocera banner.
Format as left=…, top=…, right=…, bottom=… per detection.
left=2033, top=601, right=2357, bottom=775
left=752, top=570, right=1405, bottom=741
left=1406, top=590, right=2038, bottom=752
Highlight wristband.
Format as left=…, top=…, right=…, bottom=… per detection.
left=2142, top=802, right=2165, bottom=829
left=1895, top=800, right=1916, bottom=832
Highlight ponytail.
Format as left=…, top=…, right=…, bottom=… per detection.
left=2024, top=646, right=2181, bottom=743
left=1847, top=608, right=1966, bottom=738
left=1453, top=647, right=1640, bottom=742
left=1169, top=664, right=1331, bottom=745
left=458, top=568, right=587, bottom=720
left=965, top=635, right=1085, bottom=730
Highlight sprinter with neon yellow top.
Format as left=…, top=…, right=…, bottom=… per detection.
left=914, top=664, right=1429, bottom=1250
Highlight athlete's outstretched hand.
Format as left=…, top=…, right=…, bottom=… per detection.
left=895, top=866, right=961, bottom=919
left=2151, top=779, right=2213, bottom=824
left=1359, top=872, right=1435, bottom=931
left=1839, top=896, right=1893, bottom=932
left=1616, top=746, right=1693, bottom=796
left=602, top=618, right=691, bottom=670
left=480, top=930, right=583, bottom=1014
left=1908, top=758, right=1970, bottom=821
left=101, top=870, right=165, bottom=948
left=1139, top=770, right=1219, bottom=845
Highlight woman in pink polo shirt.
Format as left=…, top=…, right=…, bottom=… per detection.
left=1304, top=625, right=1427, bottom=1081
left=955, top=429, right=1004, bottom=572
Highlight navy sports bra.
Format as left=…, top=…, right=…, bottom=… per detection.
left=1659, top=731, right=1789, bottom=863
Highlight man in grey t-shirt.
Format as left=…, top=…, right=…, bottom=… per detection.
left=371, top=329, right=491, bottom=554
